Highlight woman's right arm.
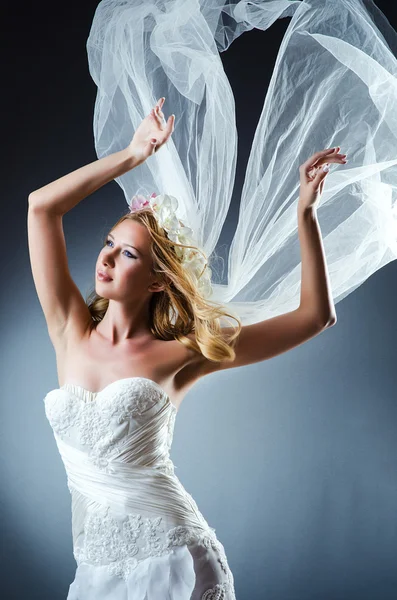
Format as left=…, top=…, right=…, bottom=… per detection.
left=29, top=97, right=174, bottom=214
left=28, top=146, right=141, bottom=215
left=28, top=146, right=143, bottom=345
left=28, top=98, right=173, bottom=345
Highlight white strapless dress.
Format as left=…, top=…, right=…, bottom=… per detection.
left=44, top=377, right=236, bottom=599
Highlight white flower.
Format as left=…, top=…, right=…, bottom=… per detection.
left=130, top=192, right=213, bottom=298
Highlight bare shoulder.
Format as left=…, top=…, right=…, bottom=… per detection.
left=50, top=323, right=229, bottom=409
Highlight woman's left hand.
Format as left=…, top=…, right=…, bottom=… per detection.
left=298, top=146, right=347, bottom=212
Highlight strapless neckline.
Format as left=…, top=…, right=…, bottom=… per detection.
left=59, top=376, right=178, bottom=411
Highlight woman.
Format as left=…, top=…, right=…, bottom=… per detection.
left=27, top=91, right=345, bottom=598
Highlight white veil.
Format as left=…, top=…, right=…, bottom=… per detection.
left=87, top=0, right=397, bottom=325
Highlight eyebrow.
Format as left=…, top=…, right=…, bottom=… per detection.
left=107, top=233, right=143, bottom=256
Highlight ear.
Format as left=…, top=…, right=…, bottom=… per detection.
left=148, top=280, right=167, bottom=293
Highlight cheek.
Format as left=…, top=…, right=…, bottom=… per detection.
left=124, top=261, right=147, bottom=281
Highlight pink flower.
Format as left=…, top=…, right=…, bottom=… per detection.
left=129, top=193, right=158, bottom=213
left=129, top=195, right=150, bottom=212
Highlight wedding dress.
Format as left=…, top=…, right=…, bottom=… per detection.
left=44, top=377, right=236, bottom=599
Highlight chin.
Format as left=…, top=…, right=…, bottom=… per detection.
left=95, top=284, right=110, bottom=297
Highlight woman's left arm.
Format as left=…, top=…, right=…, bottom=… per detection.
left=297, top=205, right=336, bottom=326
left=176, top=148, right=347, bottom=382
left=297, top=145, right=347, bottom=325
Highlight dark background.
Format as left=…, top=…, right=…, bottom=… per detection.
left=2, top=1, right=397, bottom=599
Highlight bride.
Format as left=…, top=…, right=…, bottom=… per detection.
left=28, top=96, right=341, bottom=411
left=28, top=94, right=342, bottom=599
left=26, top=0, right=397, bottom=596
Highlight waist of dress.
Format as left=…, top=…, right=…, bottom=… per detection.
left=54, top=433, right=210, bottom=531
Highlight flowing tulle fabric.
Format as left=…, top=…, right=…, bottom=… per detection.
left=86, top=0, right=397, bottom=324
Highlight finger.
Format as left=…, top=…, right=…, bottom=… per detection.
left=300, top=152, right=344, bottom=184
left=301, top=150, right=333, bottom=172
left=155, top=116, right=175, bottom=150
left=316, top=150, right=347, bottom=166
left=313, top=163, right=330, bottom=186
left=307, top=157, right=345, bottom=177
left=154, top=98, right=165, bottom=118
left=300, top=147, right=339, bottom=172
left=156, top=105, right=165, bottom=122
left=160, top=117, right=175, bottom=146
left=309, top=153, right=347, bottom=179
left=152, top=106, right=165, bottom=128
left=167, top=114, right=175, bottom=135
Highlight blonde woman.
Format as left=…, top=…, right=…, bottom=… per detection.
left=28, top=93, right=343, bottom=598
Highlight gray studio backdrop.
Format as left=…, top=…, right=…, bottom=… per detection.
left=1, top=2, right=397, bottom=599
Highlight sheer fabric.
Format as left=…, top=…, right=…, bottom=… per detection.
left=87, top=0, right=397, bottom=324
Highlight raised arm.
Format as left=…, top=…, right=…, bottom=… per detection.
left=28, top=97, right=174, bottom=345
left=176, top=148, right=345, bottom=386
left=29, top=97, right=173, bottom=214
left=27, top=145, right=142, bottom=347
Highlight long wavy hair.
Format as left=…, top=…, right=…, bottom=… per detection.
left=85, top=210, right=242, bottom=363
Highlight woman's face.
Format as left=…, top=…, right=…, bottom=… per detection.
left=96, top=219, right=162, bottom=302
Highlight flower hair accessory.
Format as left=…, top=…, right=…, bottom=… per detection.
left=128, top=192, right=213, bottom=298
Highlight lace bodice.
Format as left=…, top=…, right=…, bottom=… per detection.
left=44, top=377, right=177, bottom=475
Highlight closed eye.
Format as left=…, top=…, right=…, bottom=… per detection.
left=105, top=239, right=137, bottom=259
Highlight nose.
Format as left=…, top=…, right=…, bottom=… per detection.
left=101, top=253, right=114, bottom=270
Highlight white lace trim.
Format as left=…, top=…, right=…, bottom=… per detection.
left=74, top=504, right=235, bottom=590
left=202, top=581, right=236, bottom=600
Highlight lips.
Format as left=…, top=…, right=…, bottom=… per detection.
left=97, top=270, right=113, bottom=282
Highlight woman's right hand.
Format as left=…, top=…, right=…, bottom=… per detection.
left=127, top=98, right=175, bottom=165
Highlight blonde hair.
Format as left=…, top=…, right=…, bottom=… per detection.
left=85, top=210, right=242, bottom=363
